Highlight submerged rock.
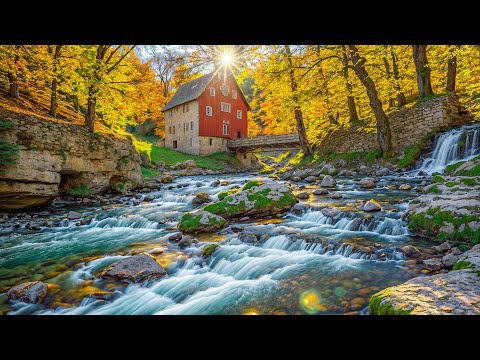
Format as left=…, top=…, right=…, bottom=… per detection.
left=320, top=175, right=336, bottom=188
left=363, top=199, right=381, bottom=212
left=99, top=253, right=166, bottom=283
left=178, top=210, right=227, bottom=234
left=7, top=281, right=48, bottom=304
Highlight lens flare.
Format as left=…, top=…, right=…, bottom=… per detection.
left=221, top=52, right=232, bottom=65
left=299, top=289, right=327, bottom=314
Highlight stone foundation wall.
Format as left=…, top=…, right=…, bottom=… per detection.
left=199, top=136, right=229, bottom=155
left=319, top=94, right=475, bottom=153
left=0, top=114, right=142, bottom=210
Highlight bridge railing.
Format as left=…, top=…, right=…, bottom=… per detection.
left=227, top=133, right=300, bottom=149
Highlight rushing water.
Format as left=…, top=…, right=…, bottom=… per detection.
left=417, top=124, right=480, bottom=175
left=0, top=173, right=429, bottom=315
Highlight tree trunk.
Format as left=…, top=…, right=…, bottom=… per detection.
left=85, top=85, right=97, bottom=132
left=73, top=95, right=79, bottom=112
left=7, top=72, right=19, bottom=98
left=446, top=46, right=460, bottom=92
left=412, top=45, right=434, bottom=98
left=49, top=45, right=63, bottom=117
left=341, top=46, right=359, bottom=123
left=382, top=56, right=395, bottom=108
left=391, top=50, right=406, bottom=107
left=347, top=45, right=393, bottom=156
left=285, top=45, right=311, bottom=156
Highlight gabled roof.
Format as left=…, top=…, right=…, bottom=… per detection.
left=161, top=69, right=251, bottom=112
left=161, top=73, right=215, bottom=112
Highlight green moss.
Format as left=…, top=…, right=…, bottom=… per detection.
left=415, top=92, right=447, bottom=104
left=457, top=165, right=480, bottom=177
left=432, top=175, right=445, bottom=183
left=218, top=188, right=240, bottom=201
left=363, top=149, right=381, bottom=164
left=242, top=180, right=264, bottom=191
left=445, top=161, right=466, bottom=174
left=208, top=216, right=226, bottom=226
left=398, top=145, right=421, bottom=168
left=178, top=214, right=202, bottom=233
left=66, top=185, right=91, bottom=197
left=202, top=244, right=219, bottom=258
left=340, top=152, right=367, bottom=162
left=461, top=177, right=477, bottom=186
left=204, top=199, right=247, bottom=215
left=141, top=166, right=161, bottom=178
left=452, top=260, right=475, bottom=271
left=427, top=185, right=442, bottom=194
left=369, top=294, right=412, bottom=315
left=445, top=181, right=456, bottom=188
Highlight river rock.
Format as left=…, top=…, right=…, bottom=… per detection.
left=296, top=191, right=310, bottom=199
left=168, top=232, right=183, bottom=242
left=238, top=231, right=260, bottom=243
left=441, top=253, right=459, bottom=268
left=433, top=241, right=452, bottom=253
left=7, top=281, right=48, bottom=304
left=291, top=203, right=309, bottom=216
left=143, top=194, right=155, bottom=202
left=313, top=189, right=328, bottom=195
left=321, top=164, right=337, bottom=175
left=178, top=210, right=227, bottom=233
left=211, top=180, right=220, bottom=187
left=201, top=182, right=297, bottom=219
left=178, top=235, right=193, bottom=248
left=321, top=207, right=341, bottom=218
left=192, top=192, right=211, bottom=205
left=449, top=247, right=462, bottom=256
left=292, top=176, right=302, bottom=182
left=320, top=175, right=336, bottom=188
left=330, top=193, right=342, bottom=199
left=402, top=245, right=420, bottom=258
left=202, top=244, right=219, bottom=258
left=399, top=184, right=412, bottom=190
left=304, top=176, right=316, bottom=183
left=423, top=258, right=444, bottom=271
left=98, top=253, right=166, bottom=283
left=359, top=178, right=376, bottom=189
left=156, top=174, right=174, bottom=183
left=67, top=211, right=82, bottom=220
left=375, top=168, right=390, bottom=176
left=363, top=199, right=381, bottom=212
left=417, top=170, right=428, bottom=177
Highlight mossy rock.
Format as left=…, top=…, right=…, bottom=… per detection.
left=218, top=188, right=240, bottom=201
left=202, top=244, right=219, bottom=258
left=369, top=293, right=413, bottom=315
left=178, top=211, right=227, bottom=234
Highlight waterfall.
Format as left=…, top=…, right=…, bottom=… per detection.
left=417, top=125, right=480, bottom=175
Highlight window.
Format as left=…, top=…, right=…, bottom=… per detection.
left=209, top=138, right=213, bottom=146
left=210, top=87, right=215, bottom=96
left=184, top=122, right=186, bottom=132
left=217, top=73, right=222, bottom=80
left=172, top=125, right=175, bottom=134
left=168, top=126, right=171, bottom=134
left=183, top=103, right=189, bottom=113
left=232, top=90, right=237, bottom=99
left=173, top=140, right=177, bottom=149
left=221, top=102, right=231, bottom=113
left=237, top=110, right=242, bottom=119
left=169, top=110, right=173, bottom=118
left=190, top=138, right=193, bottom=146
left=223, top=124, right=230, bottom=135
left=191, top=121, right=194, bottom=130
left=206, top=106, right=212, bottom=116
left=237, top=131, right=242, bottom=139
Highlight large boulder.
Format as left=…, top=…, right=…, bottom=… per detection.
left=202, top=182, right=297, bottom=219
left=178, top=210, right=227, bottom=234
left=423, top=258, right=444, bottom=271
left=320, top=175, right=336, bottom=188
left=98, top=253, right=166, bottom=283
left=321, top=207, right=341, bottom=218
left=156, top=174, right=174, bottom=184
left=7, top=281, right=48, bottom=304
left=192, top=192, right=211, bottom=205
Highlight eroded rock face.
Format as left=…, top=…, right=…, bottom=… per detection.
left=7, top=281, right=48, bottom=304
left=98, top=253, right=166, bottom=283
left=178, top=210, right=227, bottom=234
left=0, top=115, right=142, bottom=210
left=201, top=182, right=297, bottom=219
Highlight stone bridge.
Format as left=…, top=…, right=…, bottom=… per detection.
left=227, top=133, right=300, bottom=166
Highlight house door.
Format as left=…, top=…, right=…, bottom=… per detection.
left=237, top=131, right=242, bottom=139
left=173, top=141, right=177, bottom=149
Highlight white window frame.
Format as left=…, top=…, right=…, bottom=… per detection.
left=232, top=90, right=237, bottom=99
left=237, top=110, right=242, bottom=119
left=210, top=87, right=215, bottom=96
left=223, top=124, right=230, bottom=135
left=221, top=102, right=231, bottom=113
left=206, top=106, right=212, bottom=116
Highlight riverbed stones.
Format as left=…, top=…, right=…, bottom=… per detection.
left=292, top=176, right=302, bottom=182
left=156, top=174, right=174, bottom=183
left=423, top=258, right=444, bottom=271
left=433, top=241, right=452, bottom=253
left=402, top=245, right=421, bottom=258
left=98, top=253, right=166, bottom=283
left=399, top=184, right=412, bottom=190
left=192, top=192, right=211, bottom=205
left=363, top=199, right=381, bottom=212
left=304, top=176, right=316, bottom=183
left=321, top=207, right=341, bottom=218
left=375, top=168, right=390, bottom=176
left=7, top=281, right=48, bottom=304
left=296, top=191, right=309, bottom=199
left=320, top=175, right=336, bottom=188
left=168, top=232, right=182, bottom=242
left=330, top=193, right=342, bottom=199
left=67, top=211, right=82, bottom=220
left=178, top=235, right=193, bottom=248
left=359, top=178, right=376, bottom=189
left=313, top=189, right=328, bottom=195
left=238, top=231, right=260, bottom=243
left=441, top=253, right=459, bottom=268
left=178, top=210, right=227, bottom=234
